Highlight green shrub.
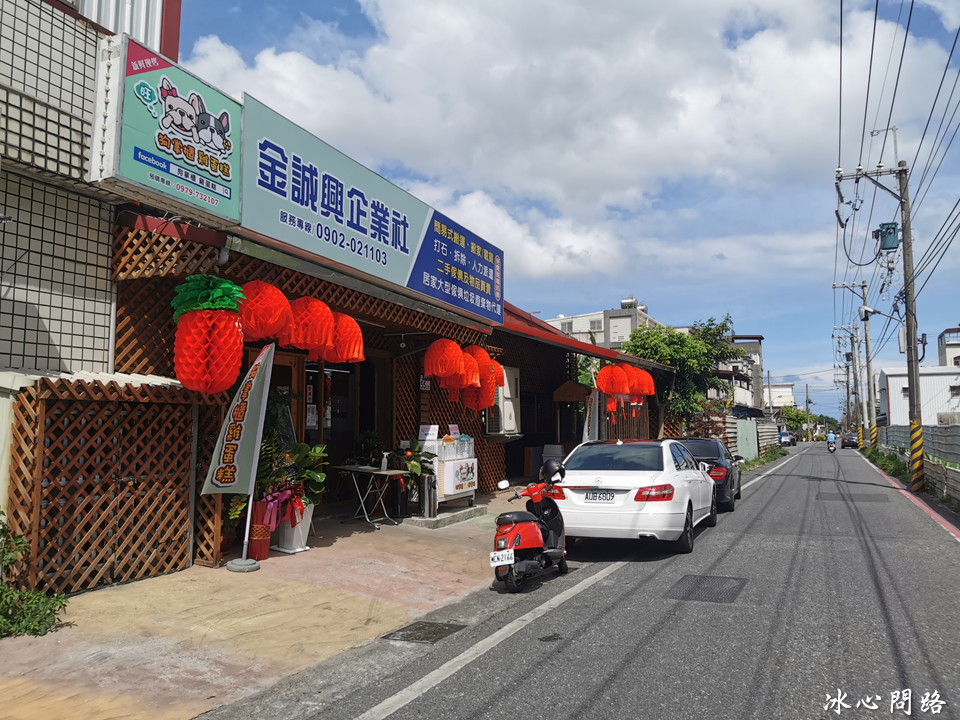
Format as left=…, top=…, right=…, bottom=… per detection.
left=863, top=448, right=910, bottom=483
left=0, top=585, right=68, bottom=638
left=741, top=445, right=789, bottom=470
left=0, top=510, right=68, bottom=638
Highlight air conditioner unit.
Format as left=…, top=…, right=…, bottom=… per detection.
left=484, top=366, right=520, bottom=436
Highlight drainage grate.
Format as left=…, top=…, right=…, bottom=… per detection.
left=663, top=575, right=747, bottom=604
left=816, top=493, right=889, bottom=503
left=381, top=621, right=466, bottom=644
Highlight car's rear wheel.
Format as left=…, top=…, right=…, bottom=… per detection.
left=704, top=491, right=718, bottom=527
left=674, top=507, right=694, bottom=554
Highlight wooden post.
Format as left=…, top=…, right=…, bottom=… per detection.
left=28, top=397, right=45, bottom=589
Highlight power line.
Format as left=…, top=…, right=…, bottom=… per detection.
left=878, top=0, right=915, bottom=163
left=859, top=0, right=880, bottom=165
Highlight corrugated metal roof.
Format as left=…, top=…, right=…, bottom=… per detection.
left=0, top=368, right=182, bottom=393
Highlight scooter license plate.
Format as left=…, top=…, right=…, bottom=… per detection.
left=490, top=549, right=514, bottom=567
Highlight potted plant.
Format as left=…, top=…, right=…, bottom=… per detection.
left=220, top=495, right=247, bottom=554
left=396, top=437, right=438, bottom=517
left=268, top=443, right=327, bottom=554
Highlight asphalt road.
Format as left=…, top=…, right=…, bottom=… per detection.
left=202, top=445, right=960, bottom=720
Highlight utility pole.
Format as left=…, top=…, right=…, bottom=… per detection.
left=806, top=383, right=811, bottom=442
left=897, top=160, right=924, bottom=491
left=850, top=335, right=862, bottom=447
left=767, top=370, right=773, bottom=420
left=844, top=351, right=851, bottom=431
left=836, top=160, right=923, bottom=489
left=855, top=325, right=868, bottom=449
left=858, top=282, right=877, bottom=448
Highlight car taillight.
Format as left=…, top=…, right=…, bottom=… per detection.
left=708, top=467, right=726, bottom=481
left=544, top=486, right=566, bottom=500
left=635, top=484, right=674, bottom=501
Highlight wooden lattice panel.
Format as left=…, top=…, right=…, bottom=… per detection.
left=4, top=387, right=39, bottom=586
left=193, top=403, right=225, bottom=568
left=394, top=355, right=420, bottom=447
left=111, top=229, right=487, bottom=347
left=37, top=377, right=227, bottom=405
left=115, top=278, right=179, bottom=376
left=112, top=226, right=221, bottom=280
left=30, top=399, right=196, bottom=594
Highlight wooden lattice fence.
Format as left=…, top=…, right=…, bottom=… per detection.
left=6, top=379, right=225, bottom=593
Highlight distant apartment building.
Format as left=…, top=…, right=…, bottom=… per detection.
left=938, top=328, right=960, bottom=367
left=545, top=297, right=659, bottom=350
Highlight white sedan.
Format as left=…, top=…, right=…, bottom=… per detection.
left=550, top=439, right=716, bottom=553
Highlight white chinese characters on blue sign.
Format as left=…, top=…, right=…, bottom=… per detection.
left=240, top=95, right=503, bottom=324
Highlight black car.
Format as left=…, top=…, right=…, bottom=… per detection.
left=841, top=433, right=859, bottom=449
left=680, top=437, right=743, bottom=512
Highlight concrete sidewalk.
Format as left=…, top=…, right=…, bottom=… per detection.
left=0, top=492, right=515, bottom=720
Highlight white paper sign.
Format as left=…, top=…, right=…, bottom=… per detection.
left=419, top=425, right=439, bottom=441
left=448, top=424, right=460, bottom=439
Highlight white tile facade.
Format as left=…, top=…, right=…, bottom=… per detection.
left=0, top=172, right=113, bottom=373
left=0, top=0, right=99, bottom=180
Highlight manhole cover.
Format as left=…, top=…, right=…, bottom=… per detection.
left=663, top=575, right=747, bottom=604
left=816, top=493, right=889, bottom=502
left=381, top=621, right=466, bottom=644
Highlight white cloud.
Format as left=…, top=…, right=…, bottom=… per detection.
left=184, top=1, right=956, bottom=285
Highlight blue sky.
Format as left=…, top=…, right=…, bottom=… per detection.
left=181, top=1, right=960, bottom=419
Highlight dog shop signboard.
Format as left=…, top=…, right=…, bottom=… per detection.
left=89, top=36, right=242, bottom=225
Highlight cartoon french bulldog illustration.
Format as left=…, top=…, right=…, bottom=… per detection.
left=193, top=94, right=231, bottom=154
left=159, top=77, right=200, bottom=143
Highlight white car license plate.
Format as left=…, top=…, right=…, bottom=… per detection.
left=584, top=490, right=615, bottom=503
left=490, top=549, right=514, bottom=567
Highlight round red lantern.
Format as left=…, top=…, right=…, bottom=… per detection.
left=317, top=313, right=365, bottom=364
left=634, top=367, right=655, bottom=396
left=492, top=360, right=505, bottom=387
left=463, top=346, right=497, bottom=411
left=596, top=364, right=630, bottom=396
left=237, top=281, right=292, bottom=341
left=438, top=352, right=480, bottom=402
left=279, top=297, right=335, bottom=357
left=424, top=339, right=463, bottom=378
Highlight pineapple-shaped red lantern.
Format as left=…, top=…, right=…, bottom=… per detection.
left=171, top=275, right=246, bottom=394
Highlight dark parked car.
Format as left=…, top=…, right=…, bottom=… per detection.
left=841, top=433, right=859, bottom=448
left=680, top=438, right=743, bottom=512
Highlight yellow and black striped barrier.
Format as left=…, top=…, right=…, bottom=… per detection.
left=870, top=424, right=877, bottom=449
left=857, top=427, right=863, bottom=450
left=909, top=419, right=924, bottom=492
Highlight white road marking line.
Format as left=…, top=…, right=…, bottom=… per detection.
left=356, top=556, right=637, bottom=720
left=740, top=448, right=805, bottom=491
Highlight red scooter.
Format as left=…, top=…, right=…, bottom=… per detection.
left=491, top=459, right=568, bottom=592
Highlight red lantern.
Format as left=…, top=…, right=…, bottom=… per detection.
left=463, top=346, right=497, bottom=411
left=606, top=397, right=618, bottom=413
left=238, top=281, right=292, bottom=341
left=596, top=365, right=630, bottom=396
left=317, top=313, right=365, bottom=364
left=279, top=297, right=334, bottom=357
left=634, top=367, right=655, bottom=396
left=492, top=360, right=506, bottom=387
left=174, top=310, right=243, bottom=394
left=424, top=339, right=464, bottom=378
left=438, top=353, right=480, bottom=402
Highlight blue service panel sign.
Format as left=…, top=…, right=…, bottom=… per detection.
left=407, top=211, right=503, bottom=325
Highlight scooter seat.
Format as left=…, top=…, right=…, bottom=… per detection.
left=496, top=511, right=538, bottom=526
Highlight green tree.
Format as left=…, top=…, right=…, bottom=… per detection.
left=621, top=315, right=744, bottom=436
left=780, top=407, right=808, bottom=432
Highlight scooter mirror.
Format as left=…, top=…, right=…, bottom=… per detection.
left=497, top=479, right=510, bottom=490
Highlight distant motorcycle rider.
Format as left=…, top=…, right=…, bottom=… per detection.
left=826, top=431, right=836, bottom=445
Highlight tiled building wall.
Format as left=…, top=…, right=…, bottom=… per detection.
left=0, top=173, right=113, bottom=372
left=0, top=0, right=100, bottom=180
